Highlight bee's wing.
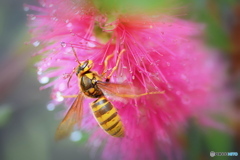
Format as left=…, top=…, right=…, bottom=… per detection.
left=55, top=93, right=84, bottom=140
left=97, top=81, right=141, bottom=98
left=97, top=81, right=165, bottom=99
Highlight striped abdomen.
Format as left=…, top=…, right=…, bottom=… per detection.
left=91, top=96, right=124, bottom=137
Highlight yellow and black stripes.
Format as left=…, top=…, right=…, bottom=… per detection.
left=76, top=60, right=125, bottom=137
left=91, top=96, right=124, bottom=137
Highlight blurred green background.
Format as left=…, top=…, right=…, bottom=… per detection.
left=0, top=0, right=239, bottom=160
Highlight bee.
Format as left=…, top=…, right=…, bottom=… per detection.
left=55, top=48, right=164, bottom=140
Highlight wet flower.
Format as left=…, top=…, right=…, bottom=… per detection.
left=26, top=0, right=229, bottom=159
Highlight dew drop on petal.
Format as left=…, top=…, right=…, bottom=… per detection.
left=56, top=91, right=64, bottom=102
left=33, top=41, right=40, bottom=47
left=39, top=77, right=49, bottom=84
left=46, top=103, right=55, bottom=111
left=123, top=66, right=127, bottom=69
left=61, top=42, right=67, bottom=47
left=70, top=131, right=82, bottom=142
left=29, top=15, right=36, bottom=20
left=88, top=42, right=96, bottom=47
left=37, top=70, right=42, bottom=75
left=23, top=6, right=29, bottom=11
left=51, top=17, right=58, bottom=21
left=67, top=23, right=72, bottom=28
left=132, top=75, right=135, bottom=80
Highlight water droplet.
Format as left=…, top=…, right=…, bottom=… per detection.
left=28, top=14, right=36, bottom=20
left=23, top=6, right=29, bottom=11
left=51, top=17, right=58, bottom=21
left=88, top=42, right=96, bottom=47
left=122, top=66, right=127, bottom=69
left=61, top=42, right=67, bottom=47
left=39, top=77, right=49, bottom=84
left=32, top=41, right=40, bottom=47
left=70, top=131, right=82, bottom=142
left=66, top=23, right=72, bottom=28
left=37, top=70, right=42, bottom=75
left=56, top=91, right=64, bottom=102
left=46, top=103, right=55, bottom=111
left=132, top=75, right=135, bottom=79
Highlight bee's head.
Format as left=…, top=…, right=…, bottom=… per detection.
left=76, top=60, right=93, bottom=75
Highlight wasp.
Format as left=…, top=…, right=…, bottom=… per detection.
left=55, top=48, right=164, bottom=140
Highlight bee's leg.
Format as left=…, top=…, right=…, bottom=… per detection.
left=61, top=95, right=78, bottom=98
left=105, top=49, right=125, bottom=82
left=111, top=90, right=165, bottom=98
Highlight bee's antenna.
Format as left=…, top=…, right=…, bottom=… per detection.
left=71, top=46, right=81, bottom=64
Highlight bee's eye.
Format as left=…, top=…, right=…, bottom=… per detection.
left=81, top=61, right=88, bottom=69
left=76, top=66, right=81, bottom=74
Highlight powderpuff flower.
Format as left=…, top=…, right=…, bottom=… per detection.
left=26, top=0, right=228, bottom=159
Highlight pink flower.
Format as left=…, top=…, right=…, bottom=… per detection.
left=26, top=1, right=229, bottom=159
